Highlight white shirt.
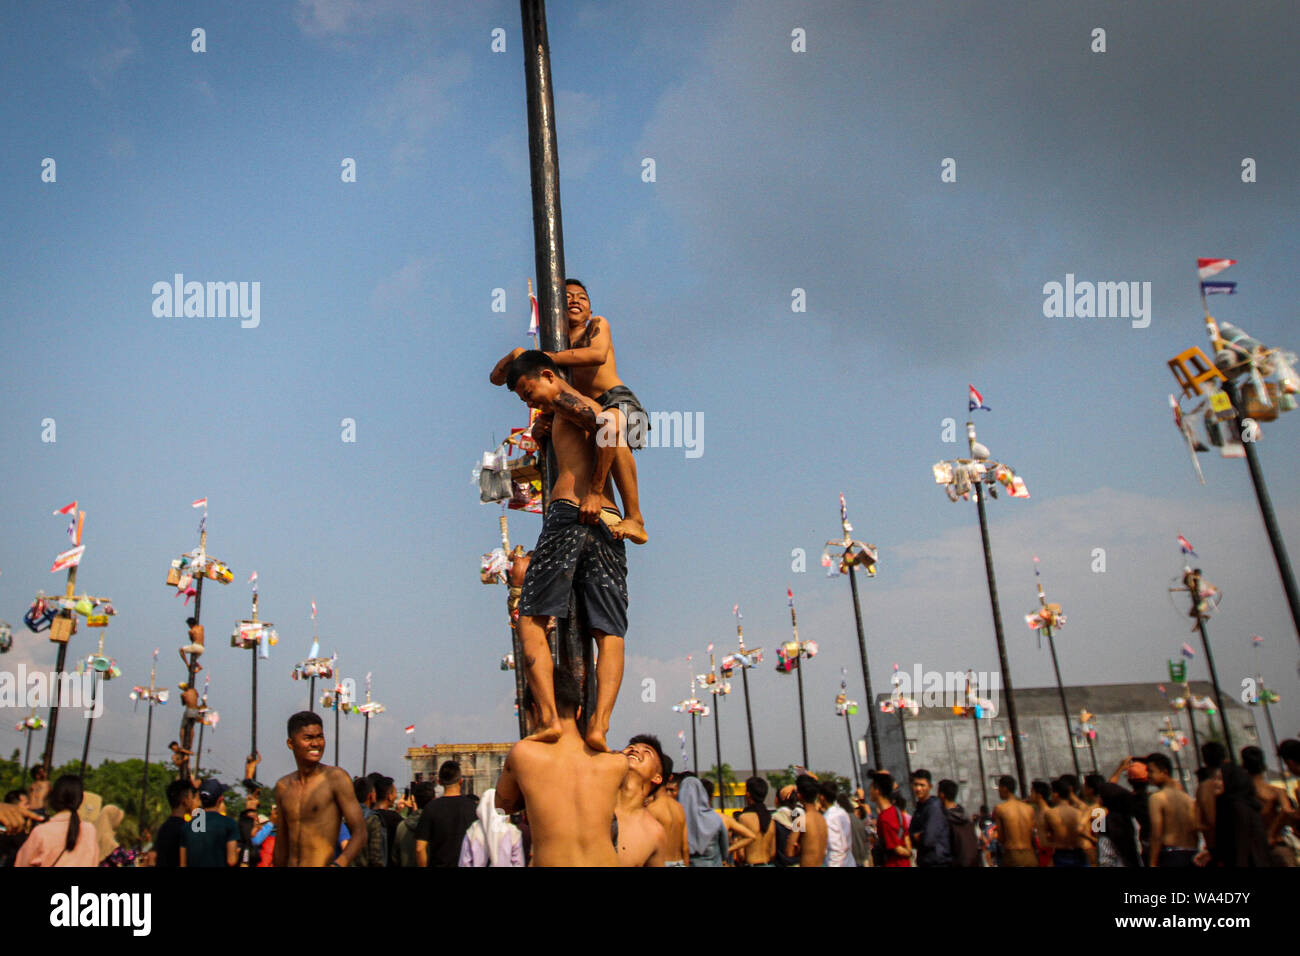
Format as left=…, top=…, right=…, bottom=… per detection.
left=823, top=805, right=856, bottom=867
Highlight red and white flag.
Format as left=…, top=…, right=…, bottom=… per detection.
left=528, top=287, right=539, bottom=338
left=51, top=545, right=85, bottom=573
left=311, top=599, right=317, bottom=619
left=1197, top=258, right=1236, bottom=280
left=404, top=724, right=415, bottom=734
left=52, top=501, right=78, bottom=516
left=191, top=497, right=207, bottom=509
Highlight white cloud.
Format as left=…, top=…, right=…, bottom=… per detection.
left=367, top=55, right=472, bottom=175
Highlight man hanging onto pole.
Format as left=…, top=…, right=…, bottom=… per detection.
left=491, top=279, right=648, bottom=544
left=503, top=350, right=629, bottom=751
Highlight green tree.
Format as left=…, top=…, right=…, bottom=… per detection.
left=766, top=765, right=798, bottom=792
left=702, top=763, right=738, bottom=806
left=812, top=770, right=852, bottom=796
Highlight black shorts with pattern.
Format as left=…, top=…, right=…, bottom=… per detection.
left=517, top=500, right=628, bottom=637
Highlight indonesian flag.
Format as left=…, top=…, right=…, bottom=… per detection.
left=787, top=588, right=794, bottom=607
left=404, top=724, right=415, bottom=734
left=1197, top=258, right=1236, bottom=280
left=1181, top=643, right=1196, bottom=659
left=733, top=604, right=741, bottom=619
left=528, top=286, right=539, bottom=338
left=969, top=385, right=991, bottom=412
left=707, top=643, right=714, bottom=653
left=51, top=545, right=85, bottom=573
left=52, top=501, right=78, bottom=516
left=1252, top=634, right=1263, bottom=647
left=191, top=497, right=207, bottom=509
left=311, top=599, right=317, bottom=619
left=1178, top=534, right=1197, bottom=557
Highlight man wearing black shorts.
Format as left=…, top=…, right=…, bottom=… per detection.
left=505, top=350, right=629, bottom=752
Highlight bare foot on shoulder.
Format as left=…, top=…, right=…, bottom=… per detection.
left=611, top=519, right=648, bottom=545
left=526, top=719, right=563, bottom=743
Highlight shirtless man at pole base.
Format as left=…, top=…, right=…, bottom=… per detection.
left=994, top=775, right=1038, bottom=867
left=647, top=767, right=690, bottom=866
left=505, top=351, right=629, bottom=752
left=491, top=279, right=647, bottom=544
left=272, top=711, right=367, bottom=867
left=495, top=669, right=628, bottom=867
left=1145, top=752, right=1199, bottom=867
left=615, top=735, right=669, bottom=867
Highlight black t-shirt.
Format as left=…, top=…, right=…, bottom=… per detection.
left=154, top=815, right=187, bottom=868
left=414, top=795, right=478, bottom=867
left=182, top=811, right=240, bottom=867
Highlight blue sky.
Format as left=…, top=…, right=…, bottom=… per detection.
left=1, top=0, right=1298, bottom=787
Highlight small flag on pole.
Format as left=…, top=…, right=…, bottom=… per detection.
left=732, top=604, right=741, bottom=619
left=311, top=600, right=317, bottom=620
left=969, top=385, right=991, bottom=412
left=1178, top=534, right=1197, bottom=557
left=787, top=588, right=794, bottom=607
left=404, top=724, right=415, bottom=734
left=1181, top=643, right=1196, bottom=660
left=707, top=643, right=714, bottom=654
left=1197, top=258, right=1236, bottom=280
left=1251, top=634, right=1263, bottom=647
left=50, top=545, right=85, bottom=573
left=53, top=501, right=78, bottom=516
left=192, top=497, right=207, bottom=509
left=528, top=284, right=539, bottom=338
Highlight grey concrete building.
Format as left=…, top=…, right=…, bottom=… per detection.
left=870, top=681, right=1257, bottom=808
left=405, top=742, right=510, bottom=797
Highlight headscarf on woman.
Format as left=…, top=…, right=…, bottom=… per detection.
left=680, top=776, right=726, bottom=857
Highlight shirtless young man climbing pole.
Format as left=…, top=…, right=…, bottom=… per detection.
left=504, top=350, right=630, bottom=752
left=272, top=711, right=368, bottom=867
left=491, top=279, right=647, bottom=544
